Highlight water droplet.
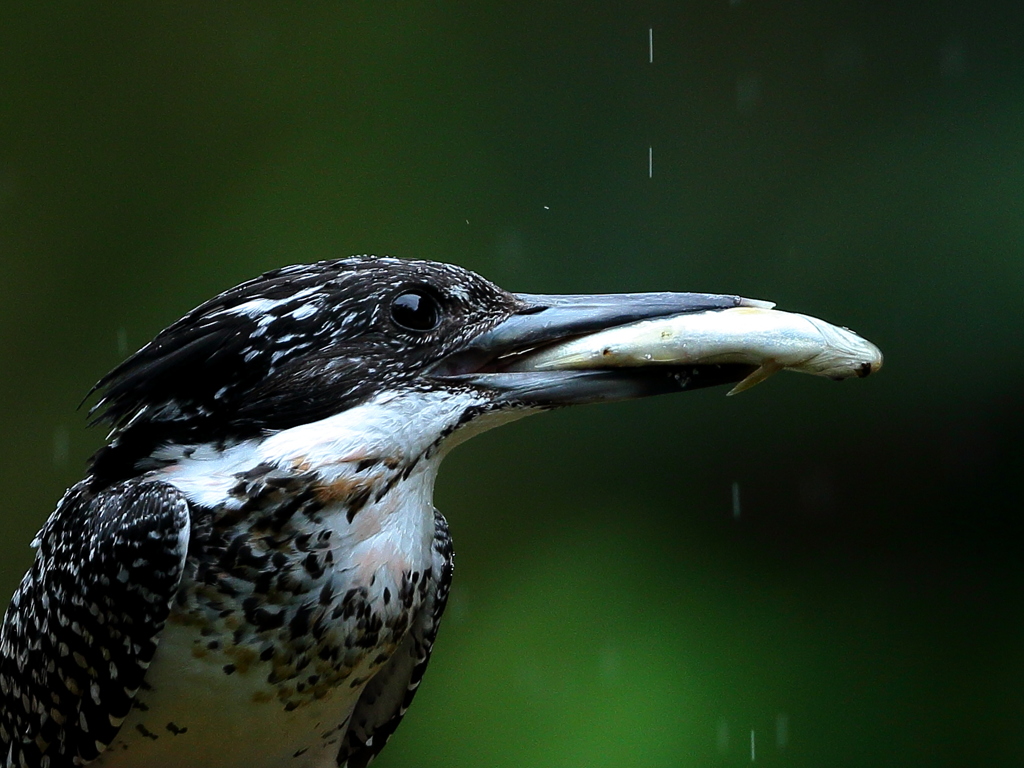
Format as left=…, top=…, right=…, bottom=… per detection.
left=53, top=425, right=69, bottom=468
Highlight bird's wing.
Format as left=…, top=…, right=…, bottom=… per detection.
left=0, top=479, right=190, bottom=768
left=337, top=509, right=454, bottom=768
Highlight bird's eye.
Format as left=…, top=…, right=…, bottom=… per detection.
left=390, top=290, right=441, bottom=332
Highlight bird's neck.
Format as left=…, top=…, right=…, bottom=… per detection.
left=123, top=392, right=479, bottom=725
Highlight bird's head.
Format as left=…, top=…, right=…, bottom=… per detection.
left=86, top=256, right=771, bottom=484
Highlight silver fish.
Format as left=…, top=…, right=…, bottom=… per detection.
left=503, top=306, right=883, bottom=395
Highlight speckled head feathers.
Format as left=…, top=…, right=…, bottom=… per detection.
left=88, top=256, right=521, bottom=483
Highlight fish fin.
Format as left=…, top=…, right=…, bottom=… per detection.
left=727, top=360, right=785, bottom=396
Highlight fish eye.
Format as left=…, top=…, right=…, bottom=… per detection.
left=390, top=289, right=442, bottom=332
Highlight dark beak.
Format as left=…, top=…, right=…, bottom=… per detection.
left=428, top=291, right=767, bottom=406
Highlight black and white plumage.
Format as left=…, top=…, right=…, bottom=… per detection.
left=1, top=480, right=189, bottom=767
left=1, top=256, right=764, bottom=768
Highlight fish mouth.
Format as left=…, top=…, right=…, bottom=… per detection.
left=426, top=291, right=765, bottom=406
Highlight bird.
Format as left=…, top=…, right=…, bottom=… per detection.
left=0, top=255, right=874, bottom=768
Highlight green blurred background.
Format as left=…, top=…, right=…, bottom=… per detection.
left=1, top=2, right=1022, bottom=766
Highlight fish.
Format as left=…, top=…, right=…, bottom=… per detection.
left=502, top=305, right=883, bottom=395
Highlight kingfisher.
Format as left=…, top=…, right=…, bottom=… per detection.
left=0, top=256, right=880, bottom=768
